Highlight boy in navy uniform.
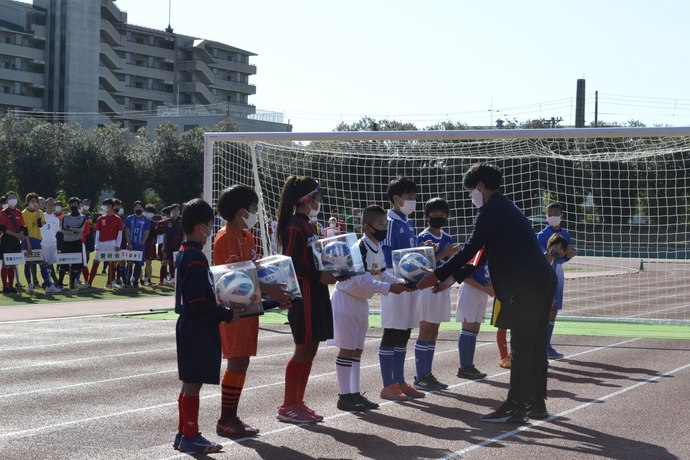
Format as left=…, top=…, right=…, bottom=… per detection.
left=537, top=203, right=578, bottom=359
left=173, top=198, right=240, bottom=453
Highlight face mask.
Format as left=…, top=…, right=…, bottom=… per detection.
left=46, top=206, right=55, bottom=213
left=429, top=217, right=447, bottom=229
left=399, top=199, right=416, bottom=216
left=55, top=206, right=62, bottom=212
left=310, top=216, right=318, bottom=223
left=329, top=221, right=336, bottom=228
left=471, top=189, right=484, bottom=208
left=101, top=206, right=108, bottom=213
left=309, top=200, right=321, bottom=218
left=547, top=215, right=562, bottom=227
left=8, top=198, right=17, bottom=208
left=171, top=211, right=179, bottom=218
left=29, top=202, right=38, bottom=210
left=118, top=208, right=124, bottom=215
left=549, top=247, right=564, bottom=258
left=369, top=226, right=388, bottom=242
left=135, top=209, right=143, bottom=216
left=78, top=207, right=83, bottom=213
left=1, top=204, right=7, bottom=209
left=146, top=212, right=154, bottom=219
left=70, top=206, right=79, bottom=215
left=243, top=210, right=258, bottom=229
left=200, top=224, right=211, bottom=240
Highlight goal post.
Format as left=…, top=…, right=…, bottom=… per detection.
left=204, top=127, right=690, bottom=324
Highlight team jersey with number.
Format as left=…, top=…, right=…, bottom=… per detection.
left=125, top=214, right=150, bottom=245
left=415, top=229, right=454, bottom=268
left=41, top=213, right=60, bottom=243
left=95, top=214, right=124, bottom=242
left=467, top=262, right=491, bottom=286
left=22, top=208, right=45, bottom=240
left=0, top=207, right=25, bottom=235
left=381, top=209, right=416, bottom=269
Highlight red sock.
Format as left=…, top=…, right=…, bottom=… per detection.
left=88, top=261, right=100, bottom=285
left=1, top=267, right=8, bottom=289
left=82, top=266, right=89, bottom=282
left=296, top=361, right=313, bottom=404
left=497, top=330, right=509, bottom=359
left=282, top=360, right=306, bottom=407
left=8, top=267, right=15, bottom=288
left=219, top=370, right=246, bottom=423
left=181, top=395, right=199, bottom=439
left=177, top=392, right=184, bottom=434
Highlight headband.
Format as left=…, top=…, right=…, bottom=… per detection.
left=296, top=185, right=321, bottom=203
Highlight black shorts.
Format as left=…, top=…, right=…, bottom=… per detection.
left=85, top=233, right=95, bottom=252
left=176, top=315, right=223, bottom=384
left=491, top=298, right=510, bottom=330
left=287, top=278, right=333, bottom=344
left=60, top=240, right=84, bottom=270
left=145, top=240, right=157, bottom=260
left=0, top=234, right=21, bottom=256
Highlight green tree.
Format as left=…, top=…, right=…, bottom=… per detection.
left=100, top=124, right=150, bottom=211
left=14, top=120, right=68, bottom=198
left=59, top=126, right=108, bottom=201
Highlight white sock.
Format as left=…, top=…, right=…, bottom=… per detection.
left=335, top=357, right=353, bottom=395
left=350, top=357, right=361, bottom=394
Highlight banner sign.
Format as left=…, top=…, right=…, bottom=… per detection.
left=57, top=253, right=84, bottom=265
left=96, top=250, right=143, bottom=262
left=3, top=253, right=25, bottom=265
left=23, top=249, right=44, bottom=262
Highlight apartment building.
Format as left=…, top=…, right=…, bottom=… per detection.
left=0, top=0, right=288, bottom=131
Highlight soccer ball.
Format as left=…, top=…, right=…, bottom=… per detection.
left=216, top=271, right=256, bottom=307
left=257, top=265, right=288, bottom=286
left=398, top=252, right=429, bottom=284
left=321, top=241, right=353, bottom=274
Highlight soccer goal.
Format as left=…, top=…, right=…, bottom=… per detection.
left=204, top=127, right=690, bottom=325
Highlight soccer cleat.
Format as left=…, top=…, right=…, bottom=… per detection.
left=82, top=282, right=92, bottom=289
left=526, top=397, right=549, bottom=420
left=27, top=283, right=35, bottom=293
left=427, top=373, right=449, bottom=390
left=172, top=433, right=182, bottom=450
left=156, top=280, right=165, bottom=286
left=104, top=283, right=112, bottom=289
left=75, top=279, right=83, bottom=286
left=8, top=288, right=19, bottom=295
left=413, top=374, right=444, bottom=392
left=216, top=417, right=259, bottom=438
left=2, top=288, right=11, bottom=295
left=547, top=348, right=564, bottom=360
left=480, top=399, right=528, bottom=423
left=177, top=433, right=223, bottom=453
left=499, top=354, right=512, bottom=368
left=337, top=393, right=367, bottom=412
left=45, top=285, right=61, bottom=293
left=276, top=404, right=316, bottom=423
left=69, top=284, right=77, bottom=292
left=457, top=365, right=487, bottom=380
left=296, top=402, right=323, bottom=421
left=398, top=382, right=425, bottom=398
left=380, top=383, right=409, bottom=401
left=353, top=392, right=379, bottom=410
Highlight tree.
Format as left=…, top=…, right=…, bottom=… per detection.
left=100, top=124, right=150, bottom=210
left=59, top=126, right=108, bottom=201
left=14, top=120, right=68, bottom=198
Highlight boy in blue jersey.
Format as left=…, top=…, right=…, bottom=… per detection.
left=413, top=198, right=460, bottom=391
left=536, top=203, right=578, bottom=359
left=124, top=200, right=150, bottom=288
left=173, top=198, right=240, bottom=453
left=378, top=176, right=427, bottom=401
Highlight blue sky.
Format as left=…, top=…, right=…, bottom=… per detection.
left=25, top=0, right=690, bottom=131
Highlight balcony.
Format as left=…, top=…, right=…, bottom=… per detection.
left=101, top=0, right=127, bottom=23
left=98, top=89, right=123, bottom=114
left=120, top=63, right=174, bottom=81
left=0, top=42, right=45, bottom=60
left=0, top=93, right=44, bottom=110
left=99, top=66, right=125, bottom=93
left=100, top=19, right=123, bottom=46
left=123, top=86, right=173, bottom=103
left=100, top=42, right=125, bottom=69
left=178, top=81, right=217, bottom=105
left=179, top=40, right=215, bottom=64
left=178, top=60, right=218, bottom=85
left=1, top=68, right=45, bottom=86
left=122, top=41, right=175, bottom=60
left=209, top=59, right=256, bottom=75
left=212, top=80, right=256, bottom=95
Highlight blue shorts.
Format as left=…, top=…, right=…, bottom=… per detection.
left=21, top=238, right=44, bottom=263
left=130, top=242, right=145, bottom=266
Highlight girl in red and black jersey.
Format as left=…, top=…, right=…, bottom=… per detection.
left=275, top=175, right=339, bottom=424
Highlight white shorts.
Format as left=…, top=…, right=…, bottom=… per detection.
left=380, top=289, right=420, bottom=330
left=327, top=290, right=369, bottom=350
left=42, top=241, right=58, bottom=265
left=96, top=240, right=118, bottom=253
left=456, top=283, right=490, bottom=324
left=417, top=287, right=451, bottom=324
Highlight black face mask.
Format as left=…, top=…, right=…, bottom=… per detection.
left=368, top=225, right=388, bottom=242
left=70, top=206, right=79, bottom=215
left=428, top=217, right=447, bottom=229
left=135, top=209, right=143, bottom=216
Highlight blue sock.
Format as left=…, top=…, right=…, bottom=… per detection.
left=134, top=264, right=142, bottom=281
left=393, top=346, right=407, bottom=384
left=459, top=329, right=473, bottom=370
left=547, top=320, right=555, bottom=349
left=119, top=266, right=127, bottom=284
left=378, top=346, right=395, bottom=387
left=468, top=331, right=478, bottom=367
left=414, top=340, right=428, bottom=379
left=39, top=265, right=52, bottom=287
left=24, top=265, right=32, bottom=284
left=426, top=341, right=436, bottom=376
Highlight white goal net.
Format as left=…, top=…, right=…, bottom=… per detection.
left=204, top=128, right=690, bottom=324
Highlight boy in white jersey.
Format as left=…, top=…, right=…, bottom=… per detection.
left=328, top=205, right=411, bottom=411
left=41, top=197, right=61, bottom=286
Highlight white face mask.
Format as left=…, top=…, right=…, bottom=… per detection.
left=101, top=206, right=108, bottom=213
left=29, top=202, right=38, bottom=209
left=78, top=207, right=83, bottom=213
left=399, top=199, right=416, bottom=216
left=243, top=210, right=258, bottom=229
left=118, top=208, right=124, bottom=215
left=1, top=204, right=7, bottom=209
left=200, top=223, right=211, bottom=240
left=146, top=212, right=155, bottom=219
left=55, top=206, right=62, bottom=212
left=8, top=198, right=18, bottom=207
left=329, top=221, right=336, bottom=228
left=309, top=200, right=321, bottom=218
left=547, top=215, right=562, bottom=227
left=471, top=189, right=484, bottom=208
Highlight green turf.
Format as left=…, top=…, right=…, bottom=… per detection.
left=120, top=310, right=690, bottom=340
left=0, top=260, right=174, bottom=306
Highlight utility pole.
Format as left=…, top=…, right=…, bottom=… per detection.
left=594, top=90, right=598, bottom=126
